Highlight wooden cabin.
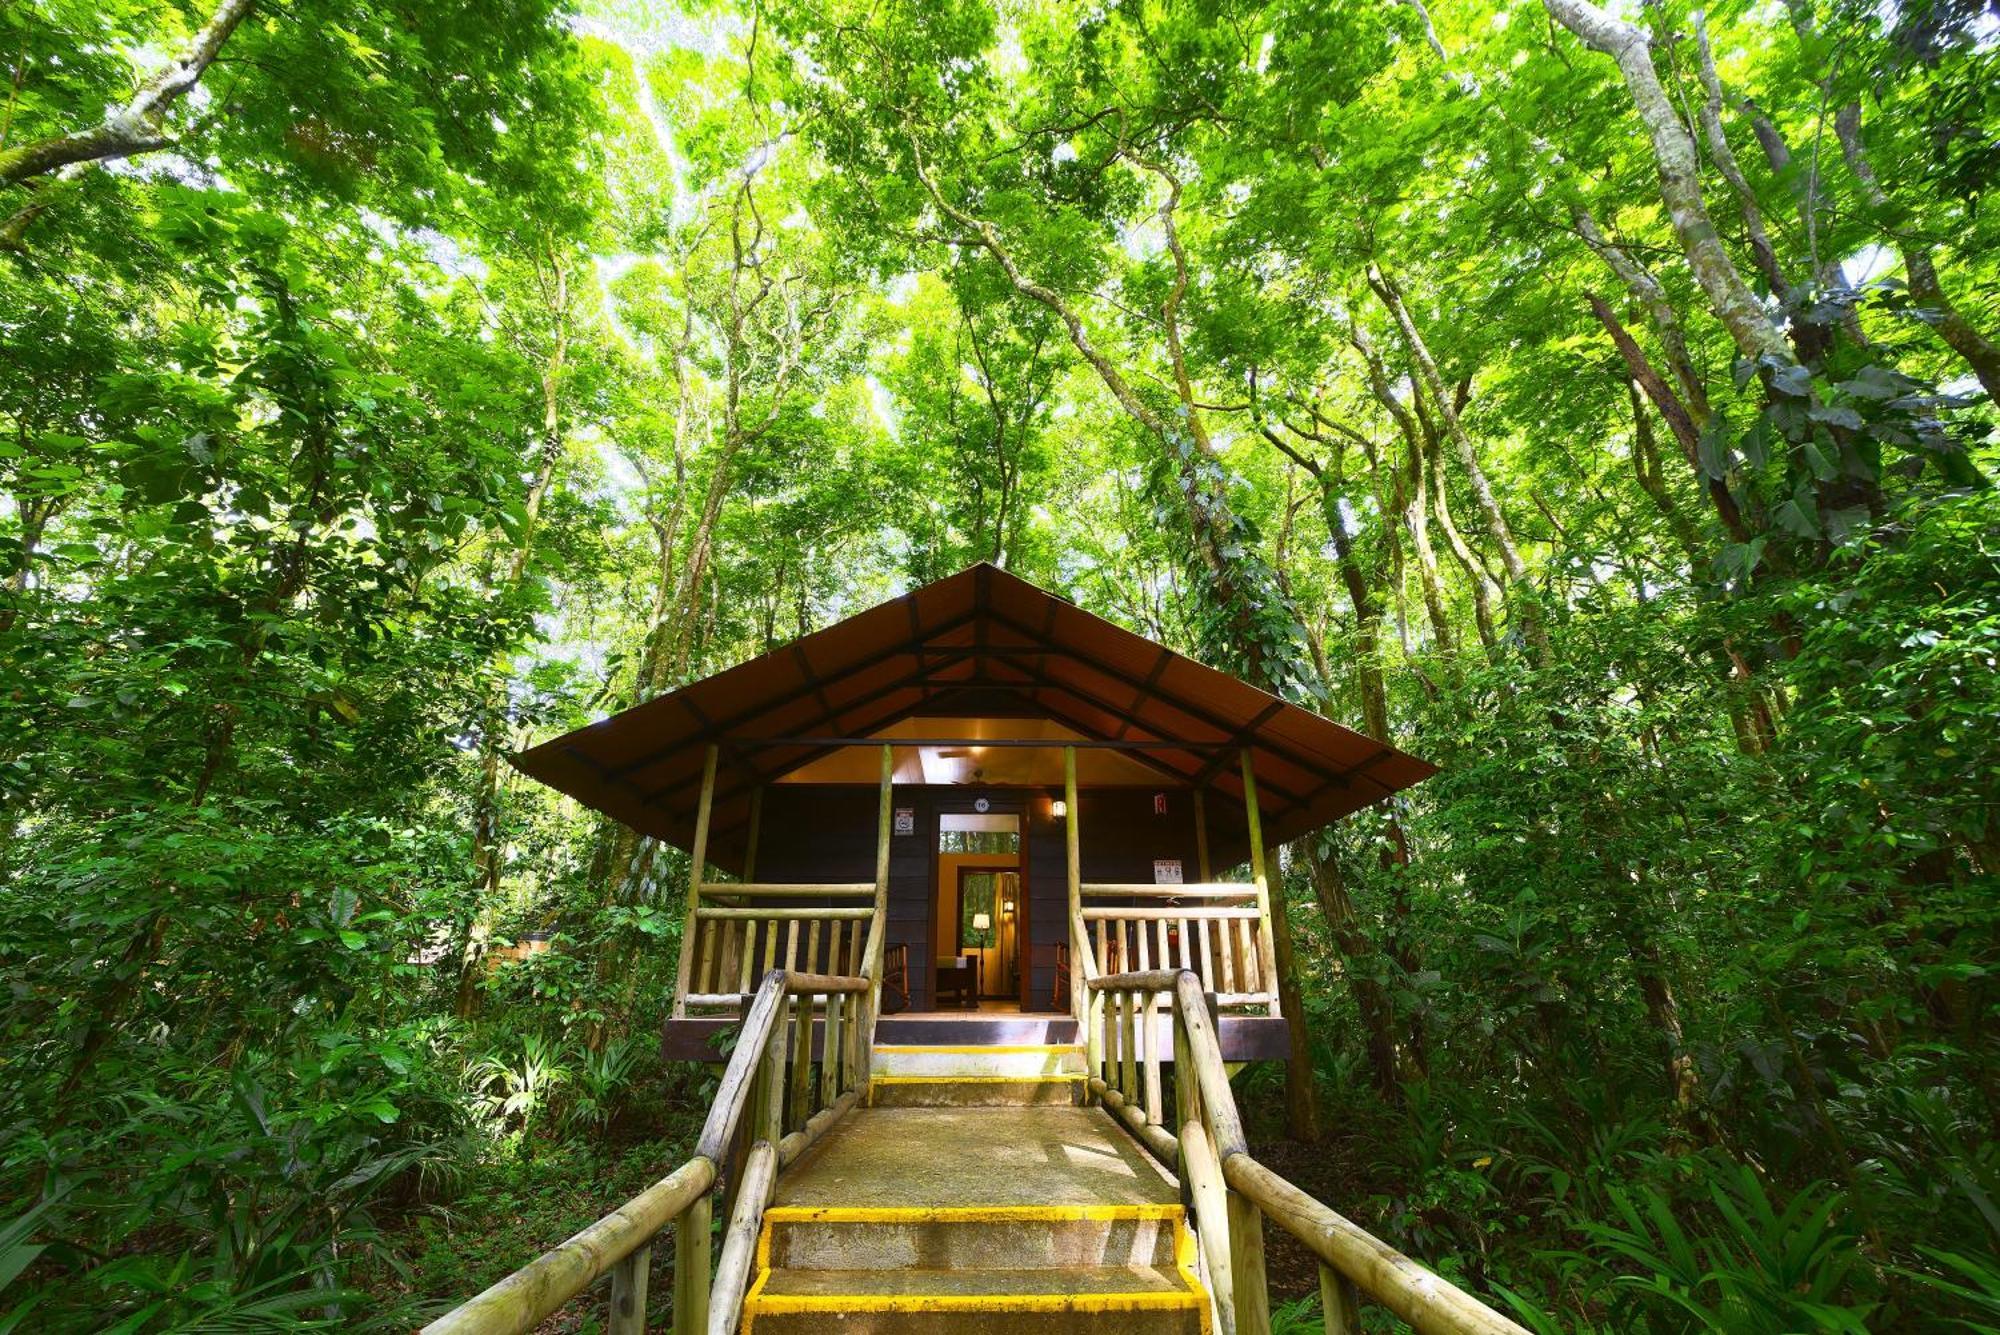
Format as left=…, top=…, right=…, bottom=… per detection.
left=436, top=567, right=1536, bottom=1335
left=515, top=563, right=1434, bottom=1065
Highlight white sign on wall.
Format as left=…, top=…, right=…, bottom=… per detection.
left=1153, top=859, right=1184, bottom=885
left=894, top=807, right=915, bottom=836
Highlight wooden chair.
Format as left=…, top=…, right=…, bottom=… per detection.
left=880, top=943, right=909, bottom=1014
left=1052, top=938, right=1121, bottom=1012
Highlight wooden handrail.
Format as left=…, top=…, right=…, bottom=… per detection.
left=426, top=967, right=871, bottom=1335
left=697, top=882, right=876, bottom=898
left=422, top=1158, right=716, bottom=1335
left=694, top=905, right=876, bottom=921
left=1088, top=969, right=1531, bottom=1335
left=1081, top=883, right=1260, bottom=899
left=1082, top=905, right=1259, bottom=921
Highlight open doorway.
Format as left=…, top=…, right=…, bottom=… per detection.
left=932, top=812, right=1023, bottom=1010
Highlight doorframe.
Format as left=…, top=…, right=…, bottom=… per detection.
left=927, top=793, right=1033, bottom=1012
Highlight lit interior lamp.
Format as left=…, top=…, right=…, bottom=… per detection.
left=1001, top=900, right=1015, bottom=915
left=972, top=912, right=991, bottom=941
left=1050, top=799, right=1067, bottom=819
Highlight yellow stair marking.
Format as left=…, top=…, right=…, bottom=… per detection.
left=872, top=1043, right=1080, bottom=1054
left=745, top=1203, right=1208, bottom=1333
left=868, top=1074, right=1085, bottom=1083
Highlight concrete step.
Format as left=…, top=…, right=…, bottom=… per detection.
left=868, top=1076, right=1084, bottom=1107
left=742, top=1263, right=1205, bottom=1334
left=762, top=1204, right=1187, bottom=1271
left=872, top=1044, right=1086, bottom=1079
left=874, top=1016, right=1080, bottom=1046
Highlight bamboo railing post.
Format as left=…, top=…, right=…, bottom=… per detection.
left=1239, top=751, right=1281, bottom=1019
left=1319, top=1263, right=1362, bottom=1335
left=820, top=991, right=842, bottom=1108
left=707, top=1141, right=776, bottom=1335
left=788, top=992, right=813, bottom=1130
left=862, top=743, right=892, bottom=1077
left=1228, top=1188, right=1272, bottom=1335
left=672, top=1192, right=710, bottom=1335
left=1120, top=990, right=1139, bottom=1100
left=671, top=745, right=720, bottom=1018
left=1142, top=990, right=1163, bottom=1123
left=760, top=995, right=788, bottom=1145
left=1064, top=746, right=1084, bottom=1019
left=609, top=1241, right=649, bottom=1335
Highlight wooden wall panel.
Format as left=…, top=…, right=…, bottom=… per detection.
left=756, top=782, right=1208, bottom=1012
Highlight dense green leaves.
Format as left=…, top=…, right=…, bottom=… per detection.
left=4, top=0, right=1997, bottom=1328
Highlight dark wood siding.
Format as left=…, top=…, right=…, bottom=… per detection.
left=757, top=782, right=1208, bottom=1011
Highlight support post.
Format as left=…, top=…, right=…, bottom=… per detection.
left=672, top=745, right=720, bottom=1018
left=1064, top=746, right=1083, bottom=1020
left=863, top=744, right=892, bottom=1077
left=760, top=1004, right=788, bottom=1145
left=609, top=1242, right=650, bottom=1335
left=1228, top=1188, right=1272, bottom=1335
left=1318, top=1263, right=1361, bottom=1335
left=672, top=1192, right=710, bottom=1335
left=1240, top=752, right=1281, bottom=1019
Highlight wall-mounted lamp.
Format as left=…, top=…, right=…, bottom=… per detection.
left=1050, top=799, right=1068, bottom=820
left=1001, top=899, right=1015, bottom=915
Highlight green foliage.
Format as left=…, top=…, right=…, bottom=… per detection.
left=5, top=0, right=1998, bottom=1327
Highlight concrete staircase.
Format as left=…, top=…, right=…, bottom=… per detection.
left=867, top=1042, right=1089, bottom=1108
left=740, top=1047, right=1209, bottom=1334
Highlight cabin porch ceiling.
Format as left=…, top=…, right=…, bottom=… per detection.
left=774, top=716, right=1171, bottom=787
left=511, top=562, right=1436, bottom=874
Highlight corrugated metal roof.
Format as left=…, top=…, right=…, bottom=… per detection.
left=511, top=563, right=1435, bottom=869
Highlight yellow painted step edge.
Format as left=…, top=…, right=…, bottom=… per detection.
left=746, top=1207, right=1211, bottom=1334
left=869, top=1074, right=1085, bottom=1084
left=756, top=1203, right=1187, bottom=1271
left=873, top=1044, right=1081, bottom=1054
left=745, top=1289, right=1203, bottom=1314
left=764, top=1203, right=1185, bottom=1224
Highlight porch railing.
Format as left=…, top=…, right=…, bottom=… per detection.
left=423, top=967, right=872, bottom=1335
left=1063, top=746, right=1284, bottom=1038
left=1086, top=969, right=1531, bottom=1335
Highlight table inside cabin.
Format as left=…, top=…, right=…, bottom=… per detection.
left=934, top=956, right=979, bottom=1008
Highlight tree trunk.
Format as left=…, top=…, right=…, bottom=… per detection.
left=457, top=249, right=573, bottom=1017
left=1587, top=291, right=1758, bottom=547
left=1370, top=264, right=1547, bottom=660
left=1266, top=848, right=1326, bottom=1141
left=1543, top=0, right=1796, bottom=365
left=1835, top=102, right=2000, bottom=405
left=1351, top=324, right=1456, bottom=655
left=0, top=0, right=255, bottom=188
left=1300, top=840, right=1412, bottom=1101
left=1571, top=204, right=1713, bottom=422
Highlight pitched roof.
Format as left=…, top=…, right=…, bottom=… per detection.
left=512, top=563, right=1434, bottom=870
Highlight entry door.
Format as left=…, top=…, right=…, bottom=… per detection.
left=954, top=868, right=1019, bottom=997
left=936, top=809, right=1025, bottom=1006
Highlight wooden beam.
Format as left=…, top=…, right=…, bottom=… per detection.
left=604, top=606, right=982, bottom=780
left=975, top=603, right=1360, bottom=795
